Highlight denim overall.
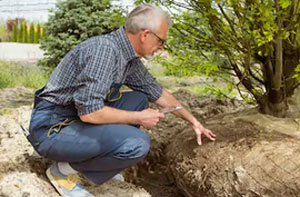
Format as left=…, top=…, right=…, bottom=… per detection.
left=28, top=84, right=150, bottom=184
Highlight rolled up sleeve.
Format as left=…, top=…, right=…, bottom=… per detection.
left=125, top=59, right=163, bottom=102
left=74, top=45, right=116, bottom=116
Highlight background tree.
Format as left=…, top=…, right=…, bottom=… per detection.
left=29, top=23, right=35, bottom=43
left=34, top=23, right=41, bottom=43
left=23, top=23, right=28, bottom=43
left=11, top=23, right=17, bottom=42
left=136, top=0, right=300, bottom=117
left=39, top=0, right=126, bottom=69
left=17, top=23, right=23, bottom=43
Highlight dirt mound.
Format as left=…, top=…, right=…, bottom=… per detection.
left=145, top=89, right=246, bottom=167
left=166, top=109, right=300, bottom=197
left=128, top=89, right=247, bottom=196
left=132, top=89, right=300, bottom=197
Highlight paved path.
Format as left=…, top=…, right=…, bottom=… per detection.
left=0, top=42, right=44, bottom=62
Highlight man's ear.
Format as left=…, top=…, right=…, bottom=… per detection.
left=140, top=29, right=150, bottom=43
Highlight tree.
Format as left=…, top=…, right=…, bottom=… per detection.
left=11, top=23, right=17, bottom=42
left=29, top=23, right=35, bottom=43
left=17, top=23, right=23, bottom=42
left=22, top=23, right=28, bottom=43
left=137, top=0, right=300, bottom=117
left=34, top=23, right=41, bottom=43
left=39, top=0, right=126, bottom=69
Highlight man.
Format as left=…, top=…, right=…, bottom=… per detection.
left=28, top=4, right=216, bottom=197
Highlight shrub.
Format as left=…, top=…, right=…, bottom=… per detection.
left=17, top=23, right=23, bottom=42
left=34, top=23, right=41, bottom=43
left=39, top=0, right=125, bottom=70
left=11, top=23, right=17, bottom=42
left=23, top=23, right=28, bottom=43
left=29, top=23, right=35, bottom=43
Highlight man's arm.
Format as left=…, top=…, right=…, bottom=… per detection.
left=155, top=88, right=216, bottom=145
left=80, top=106, right=164, bottom=128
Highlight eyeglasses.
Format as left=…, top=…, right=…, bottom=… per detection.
left=150, top=31, right=166, bottom=46
left=141, top=29, right=166, bottom=46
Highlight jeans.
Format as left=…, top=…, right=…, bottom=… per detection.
left=28, top=88, right=150, bottom=184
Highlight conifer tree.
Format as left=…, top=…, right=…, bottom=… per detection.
left=35, top=23, right=41, bottom=43
left=40, top=0, right=125, bottom=69
left=29, top=23, right=35, bottom=43
left=11, top=23, right=17, bottom=42
left=17, top=23, right=23, bottom=42
left=23, top=23, right=28, bottom=43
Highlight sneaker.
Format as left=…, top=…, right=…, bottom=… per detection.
left=111, top=173, right=124, bottom=182
left=46, top=163, right=94, bottom=197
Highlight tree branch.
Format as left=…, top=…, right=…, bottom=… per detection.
left=217, top=3, right=238, bottom=35
left=249, top=66, right=265, bottom=85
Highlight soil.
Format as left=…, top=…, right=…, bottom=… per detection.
left=127, top=89, right=300, bottom=197
left=166, top=112, right=300, bottom=197
left=125, top=89, right=249, bottom=197
left=1, top=87, right=300, bottom=197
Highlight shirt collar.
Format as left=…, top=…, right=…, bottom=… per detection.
left=115, top=26, right=137, bottom=62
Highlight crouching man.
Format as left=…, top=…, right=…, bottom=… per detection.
left=28, top=4, right=215, bottom=197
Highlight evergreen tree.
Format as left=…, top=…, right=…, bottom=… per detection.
left=17, top=23, right=23, bottom=42
left=11, top=23, right=17, bottom=42
left=35, top=23, right=41, bottom=43
left=23, top=23, right=28, bottom=43
left=29, top=23, right=35, bottom=43
left=21, top=23, right=25, bottom=43
left=39, top=0, right=125, bottom=69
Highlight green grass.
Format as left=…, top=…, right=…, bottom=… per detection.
left=0, top=61, right=49, bottom=89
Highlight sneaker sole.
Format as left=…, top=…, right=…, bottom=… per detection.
left=46, top=167, right=68, bottom=197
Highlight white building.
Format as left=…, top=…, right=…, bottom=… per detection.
left=0, top=0, right=134, bottom=24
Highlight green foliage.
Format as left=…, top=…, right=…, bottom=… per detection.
left=0, top=61, right=49, bottom=89
left=22, top=23, right=28, bottom=43
left=34, top=23, right=41, bottom=43
left=156, top=52, right=219, bottom=77
left=135, top=0, right=300, bottom=113
left=17, top=23, right=23, bottom=42
left=40, top=24, right=44, bottom=40
left=39, top=0, right=126, bottom=70
left=203, top=83, right=234, bottom=100
left=11, top=23, right=17, bottom=42
left=25, top=23, right=28, bottom=43
left=8, top=22, right=43, bottom=43
left=292, top=63, right=300, bottom=81
left=29, top=23, right=35, bottom=43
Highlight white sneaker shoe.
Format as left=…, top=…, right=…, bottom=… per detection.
left=46, top=163, right=94, bottom=197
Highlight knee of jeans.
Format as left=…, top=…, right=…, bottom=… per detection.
left=113, top=135, right=150, bottom=160
left=134, top=92, right=149, bottom=110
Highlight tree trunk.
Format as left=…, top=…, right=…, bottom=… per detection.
left=259, top=90, right=288, bottom=117
left=259, top=0, right=288, bottom=117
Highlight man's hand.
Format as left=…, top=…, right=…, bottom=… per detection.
left=191, top=121, right=216, bottom=145
left=138, top=108, right=164, bottom=128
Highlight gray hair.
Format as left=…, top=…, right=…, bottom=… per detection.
left=125, top=4, right=172, bottom=34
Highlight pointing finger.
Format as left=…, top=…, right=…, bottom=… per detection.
left=197, top=133, right=202, bottom=145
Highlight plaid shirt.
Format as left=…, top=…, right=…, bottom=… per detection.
left=38, top=27, right=163, bottom=116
